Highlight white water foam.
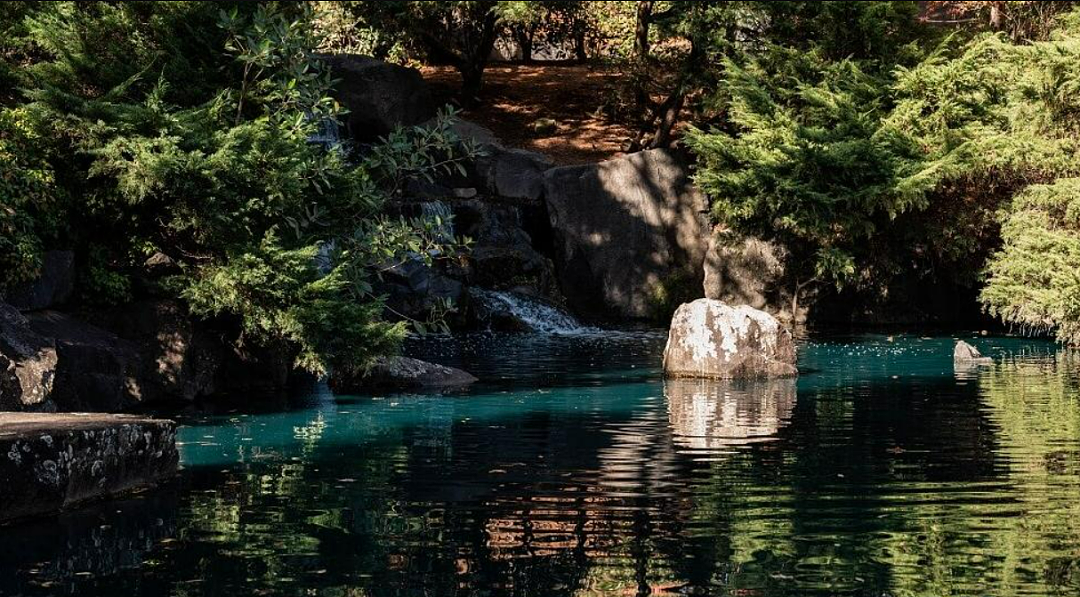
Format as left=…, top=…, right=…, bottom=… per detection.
left=472, top=289, right=601, bottom=335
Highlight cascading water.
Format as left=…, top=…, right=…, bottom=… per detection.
left=472, top=289, right=597, bottom=335
left=421, top=201, right=455, bottom=242
left=307, top=115, right=350, bottom=156
left=313, top=239, right=336, bottom=275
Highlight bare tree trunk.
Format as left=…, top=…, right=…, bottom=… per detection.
left=647, top=39, right=702, bottom=149
left=573, top=22, right=588, bottom=62
left=458, top=9, right=500, bottom=107
left=634, top=1, right=654, bottom=59
left=515, top=26, right=534, bottom=62
left=649, top=89, right=686, bottom=149
left=626, top=1, right=657, bottom=151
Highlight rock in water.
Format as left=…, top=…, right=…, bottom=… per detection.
left=331, top=356, right=478, bottom=394
left=663, top=299, right=797, bottom=379
left=954, top=340, right=993, bottom=365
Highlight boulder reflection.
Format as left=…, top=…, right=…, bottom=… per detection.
left=665, top=378, right=796, bottom=450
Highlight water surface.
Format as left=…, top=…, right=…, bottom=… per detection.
left=3, top=332, right=1080, bottom=596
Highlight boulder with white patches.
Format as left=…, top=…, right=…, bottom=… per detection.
left=663, top=299, right=797, bottom=379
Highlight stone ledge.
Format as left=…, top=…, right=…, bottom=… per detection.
left=0, top=413, right=178, bottom=525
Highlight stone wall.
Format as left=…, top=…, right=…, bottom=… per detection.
left=0, top=413, right=178, bottom=524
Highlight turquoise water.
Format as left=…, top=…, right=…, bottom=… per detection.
left=3, top=332, right=1080, bottom=596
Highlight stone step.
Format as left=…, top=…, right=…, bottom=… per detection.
left=0, top=413, right=178, bottom=525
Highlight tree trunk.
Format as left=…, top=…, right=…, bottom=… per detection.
left=630, top=0, right=656, bottom=146
left=634, top=1, right=654, bottom=60
left=989, top=3, right=1003, bottom=29
left=649, top=88, right=686, bottom=149
left=460, top=65, right=484, bottom=107
left=647, top=37, right=702, bottom=149
left=515, top=27, right=534, bottom=62
left=573, top=23, right=588, bottom=62
left=457, top=9, right=500, bottom=108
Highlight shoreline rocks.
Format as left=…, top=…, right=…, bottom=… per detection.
left=0, top=303, right=58, bottom=412
left=3, top=299, right=296, bottom=413
left=4, top=250, right=76, bottom=312
left=318, top=54, right=436, bottom=142
left=663, top=299, right=797, bottom=380
left=0, top=413, right=178, bottom=525
left=330, top=356, right=478, bottom=394
left=544, top=149, right=710, bottom=319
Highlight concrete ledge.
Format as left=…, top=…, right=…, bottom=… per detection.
left=0, top=413, right=178, bottom=524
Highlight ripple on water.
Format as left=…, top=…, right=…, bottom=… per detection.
left=2, top=332, right=1080, bottom=596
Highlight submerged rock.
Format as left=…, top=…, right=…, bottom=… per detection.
left=331, top=356, right=478, bottom=394
left=0, top=413, right=177, bottom=524
left=954, top=340, right=993, bottom=366
left=663, top=299, right=797, bottom=380
left=544, top=149, right=710, bottom=319
left=0, top=302, right=58, bottom=411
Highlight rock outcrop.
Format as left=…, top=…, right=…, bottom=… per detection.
left=319, top=54, right=436, bottom=142
left=0, top=413, right=177, bottom=524
left=544, top=149, right=710, bottom=319
left=704, top=236, right=787, bottom=312
left=378, top=258, right=467, bottom=329
left=475, top=146, right=554, bottom=202
left=663, top=299, right=797, bottom=379
left=0, top=303, right=58, bottom=411
left=26, top=311, right=147, bottom=412
left=88, top=300, right=293, bottom=401
left=330, top=356, right=478, bottom=394
left=4, top=250, right=75, bottom=312
left=3, top=300, right=295, bottom=413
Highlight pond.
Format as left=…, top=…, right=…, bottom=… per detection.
left=2, top=331, right=1080, bottom=596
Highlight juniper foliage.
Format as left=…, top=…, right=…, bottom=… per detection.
left=4, top=1, right=475, bottom=375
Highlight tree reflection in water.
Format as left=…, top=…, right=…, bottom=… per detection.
left=3, top=334, right=1080, bottom=596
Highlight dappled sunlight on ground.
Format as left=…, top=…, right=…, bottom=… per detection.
left=422, top=64, right=637, bottom=165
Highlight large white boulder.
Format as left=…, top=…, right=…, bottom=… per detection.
left=663, top=299, right=797, bottom=379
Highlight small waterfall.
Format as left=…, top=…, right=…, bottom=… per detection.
left=421, top=201, right=455, bottom=241
left=314, top=239, right=336, bottom=275
left=307, top=115, right=350, bottom=155
left=473, top=289, right=596, bottom=335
